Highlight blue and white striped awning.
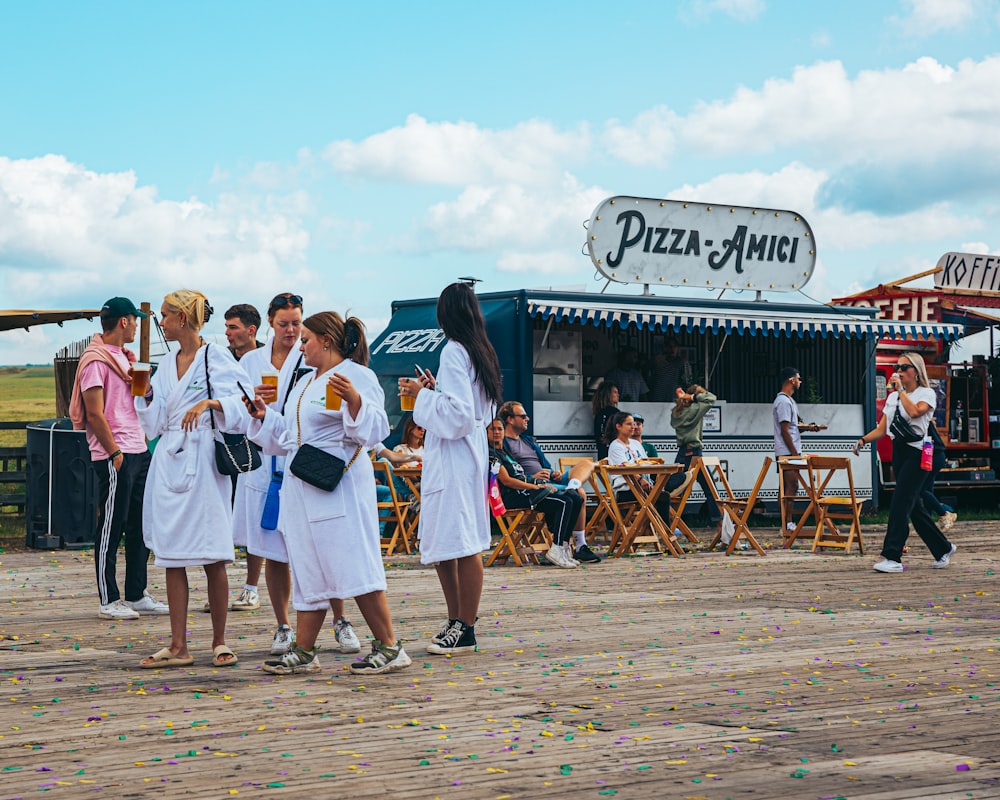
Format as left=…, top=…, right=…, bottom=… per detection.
left=527, top=299, right=963, bottom=340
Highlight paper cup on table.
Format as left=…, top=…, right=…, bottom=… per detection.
left=130, top=363, right=151, bottom=397
left=326, top=383, right=343, bottom=410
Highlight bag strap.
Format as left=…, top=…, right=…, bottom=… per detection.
left=279, top=353, right=304, bottom=414
left=294, top=372, right=363, bottom=471
left=205, top=344, right=218, bottom=432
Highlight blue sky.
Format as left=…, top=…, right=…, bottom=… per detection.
left=2, top=0, right=999, bottom=364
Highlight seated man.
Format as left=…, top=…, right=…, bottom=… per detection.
left=499, top=400, right=566, bottom=485
left=498, top=401, right=600, bottom=563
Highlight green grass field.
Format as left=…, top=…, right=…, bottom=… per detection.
left=0, top=366, right=57, bottom=446
left=0, top=366, right=55, bottom=549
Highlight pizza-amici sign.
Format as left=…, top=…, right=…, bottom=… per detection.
left=585, top=196, right=816, bottom=292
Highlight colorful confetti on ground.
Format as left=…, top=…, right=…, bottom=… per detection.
left=1, top=521, right=998, bottom=798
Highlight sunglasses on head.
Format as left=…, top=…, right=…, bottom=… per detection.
left=633, top=416, right=644, bottom=423
left=270, top=294, right=303, bottom=311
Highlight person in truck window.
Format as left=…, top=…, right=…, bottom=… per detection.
left=592, top=380, right=620, bottom=461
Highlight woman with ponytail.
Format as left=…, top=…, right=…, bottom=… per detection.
left=399, top=283, right=503, bottom=656
left=136, top=289, right=252, bottom=669
left=247, top=311, right=411, bottom=676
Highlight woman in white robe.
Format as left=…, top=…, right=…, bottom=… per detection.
left=248, top=311, right=411, bottom=676
left=136, top=290, right=251, bottom=669
left=232, top=293, right=304, bottom=655
left=399, top=283, right=503, bottom=656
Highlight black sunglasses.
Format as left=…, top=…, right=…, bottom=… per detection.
left=633, top=417, right=644, bottom=423
left=895, top=364, right=915, bottom=371
left=270, top=294, right=303, bottom=311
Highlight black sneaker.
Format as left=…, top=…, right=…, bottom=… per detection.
left=426, top=619, right=477, bottom=654
left=431, top=618, right=457, bottom=646
left=574, top=544, right=602, bottom=563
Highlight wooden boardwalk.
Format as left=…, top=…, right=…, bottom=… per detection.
left=2, top=522, right=998, bottom=799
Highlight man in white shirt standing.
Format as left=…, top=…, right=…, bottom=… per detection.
left=71, top=297, right=167, bottom=620
left=773, top=367, right=819, bottom=531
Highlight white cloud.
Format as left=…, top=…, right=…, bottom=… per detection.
left=891, top=0, right=977, bottom=36
left=323, top=113, right=590, bottom=186
left=420, top=175, right=607, bottom=265
left=684, top=0, right=766, bottom=21
left=0, top=155, right=312, bottom=312
left=603, top=106, right=679, bottom=166
left=671, top=162, right=981, bottom=251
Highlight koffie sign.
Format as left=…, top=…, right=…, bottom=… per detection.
left=585, top=196, right=816, bottom=292
left=935, top=251, right=1000, bottom=293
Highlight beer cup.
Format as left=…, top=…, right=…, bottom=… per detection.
left=400, top=389, right=415, bottom=412
left=326, top=382, right=343, bottom=411
left=130, top=363, right=151, bottom=397
left=261, top=370, right=279, bottom=389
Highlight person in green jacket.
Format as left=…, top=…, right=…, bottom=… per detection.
left=669, top=385, right=721, bottom=524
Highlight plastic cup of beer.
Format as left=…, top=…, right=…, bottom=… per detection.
left=261, top=370, right=279, bottom=389
left=400, top=385, right=415, bottom=412
left=326, top=382, right=343, bottom=411
left=130, top=363, right=151, bottom=397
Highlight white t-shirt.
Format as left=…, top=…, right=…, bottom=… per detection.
left=607, top=437, right=647, bottom=492
left=883, top=386, right=935, bottom=450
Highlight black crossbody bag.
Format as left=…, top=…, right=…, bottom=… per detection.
left=289, top=373, right=362, bottom=491
left=205, top=345, right=263, bottom=475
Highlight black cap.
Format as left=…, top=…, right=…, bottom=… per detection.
left=100, top=297, right=148, bottom=320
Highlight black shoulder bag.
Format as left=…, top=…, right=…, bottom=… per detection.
left=889, top=403, right=924, bottom=443
left=205, top=345, right=263, bottom=475
left=288, top=373, right=362, bottom=491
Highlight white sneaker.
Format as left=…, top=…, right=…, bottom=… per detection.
left=125, top=590, right=169, bottom=615
left=270, top=624, right=294, bottom=655
left=99, top=599, right=140, bottom=620
left=933, top=543, right=957, bottom=569
left=230, top=587, right=260, bottom=610
left=873, top=558, right=904, bottom=573
left=334, top=617, right=361, bottom=653
left=545, top=543, right=578, bottom=569
left=939, top=511, right=957, bottom=532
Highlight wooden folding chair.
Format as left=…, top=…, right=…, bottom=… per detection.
left=778, top=455, right=818, bottom=548
left=485, top=507, right=550, bottom=566
left=702, top=456, right=771, bottom=555
left=559, top=456, right=612, bottom=544
left=373, top=460, right=413, bottom=556
left=806, top=456, right=865, bottom=554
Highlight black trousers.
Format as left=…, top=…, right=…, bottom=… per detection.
left=881, top=442, right=952, bottom=563
left=503, top=489, right=582, bottom=545
left=94, top=451, right=151, bottom=605
left=673, top=445, right=720, bottom=520
left=616, top=489, right=673, bottom=530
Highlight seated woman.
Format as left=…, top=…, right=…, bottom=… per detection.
left=604, top=412, right=695, bottom=526
left=374, top=417, right=424, bottom=499
left=488, top=419, right=588, bottom=569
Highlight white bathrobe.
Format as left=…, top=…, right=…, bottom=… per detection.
left=413, top=340, right=493, bottom=563
left=231, top=342, right=306, bottom=560
left=135, top=343, right=252, bottom=568
left=248, top=359, right=389, bottom=611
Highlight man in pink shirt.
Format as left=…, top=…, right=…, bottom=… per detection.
left=72, top=297, right=167, bottom=620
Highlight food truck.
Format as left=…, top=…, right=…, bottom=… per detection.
left=370, top=197, right=962, bottom=512
left=832, top=254, right=1000, bottom=499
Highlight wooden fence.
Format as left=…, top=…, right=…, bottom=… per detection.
left=0, top=422, right=28, bottom=513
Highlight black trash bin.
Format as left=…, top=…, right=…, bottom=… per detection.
left=25, top=418, right=98, bottom=549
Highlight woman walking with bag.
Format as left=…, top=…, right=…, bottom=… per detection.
left=399, top=283, right=503, bottom=655
left=136, top=290, right=251, bottom=669
left=854, top=352, right=957, bottom=573
left=247, top=311, right=410, bottom=676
